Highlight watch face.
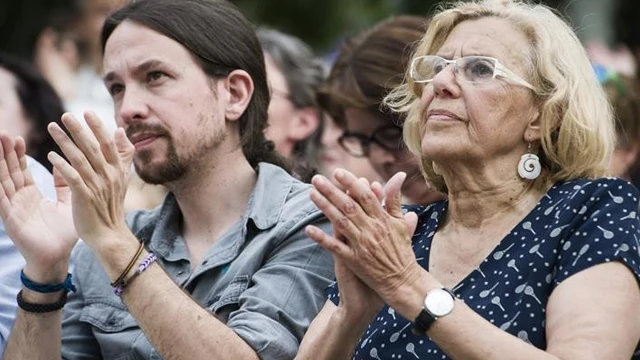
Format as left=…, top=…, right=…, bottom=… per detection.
left=425, top=288, right=455, bottom=317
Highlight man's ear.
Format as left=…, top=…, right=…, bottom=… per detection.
left=288, top=107, right=320, bottom=141
left=223, top=70, right=254, bottom=121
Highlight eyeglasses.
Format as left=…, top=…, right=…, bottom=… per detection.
left=410, top=55, right=537, bottom=92
left=338, top=124, right=404, bottom=157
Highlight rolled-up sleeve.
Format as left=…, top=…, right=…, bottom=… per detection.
left=227, top=216, right=334, bottom=360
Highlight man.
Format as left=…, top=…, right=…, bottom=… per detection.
left=258, top=29, right=325, bottom=171
left=0, top=157, right=55, bottom=354
left=1, top=0, right=334, bottom=359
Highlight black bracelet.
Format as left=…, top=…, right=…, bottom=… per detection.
left=16, top=290, right=67, bottom=313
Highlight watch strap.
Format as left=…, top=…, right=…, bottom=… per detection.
left=411, top=287, right=456, bottom=335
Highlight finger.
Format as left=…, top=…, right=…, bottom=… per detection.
left=114, top=127, right=135, bottom=169
left=404, top=211, right=419, bottom=237
left=84, top=111, right=119, bottom=165
left=0, top=135, right=16, bottom=197
left=310, top=187, right=361, bottom=240
left=14, top=137, right=35, bottom=187
left=59, top=113, right=108, bottom=174
left=47, top=151, right=89, bottom=199
left=371, top=181, right=384, bottom=203
left=49, top=159, right=72, bottom=206
left=3, top=135, right=27, bottom=191
left=305, top=225, right=353, bottom=259
left=333, top=169, right=385, bottom=218
left=48, top=120, right=97, bottom=185
left=383, top=172, right=407, bottom=218
left=312, top=173, right=371, bottom=229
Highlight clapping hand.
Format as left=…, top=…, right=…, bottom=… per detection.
left=0, top=134, right=76, bottom=282
left=47, top=112, right=135, bottom=247
left=306, top=169, right=421, bottom=306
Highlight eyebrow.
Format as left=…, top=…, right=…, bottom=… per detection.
left=103, top=59, right=167, bottom=83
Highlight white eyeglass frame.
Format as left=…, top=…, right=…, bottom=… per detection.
left=409, top=55, right=538, bottom=93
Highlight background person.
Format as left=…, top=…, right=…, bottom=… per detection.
left=317, top=15, right=443, bottom=205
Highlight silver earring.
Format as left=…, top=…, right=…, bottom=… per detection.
left=518, top=143, right=541, bottom=180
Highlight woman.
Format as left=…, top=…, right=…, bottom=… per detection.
left=317, top=16, right=443, bottom=205
left=319, top=112, right=384, bottom=183
left=297, top=1, right=640, bottom=359
left=0, top=53, right=65, bottom=171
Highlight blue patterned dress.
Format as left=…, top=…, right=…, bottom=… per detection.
left=327, top=178, right=640, bottom=359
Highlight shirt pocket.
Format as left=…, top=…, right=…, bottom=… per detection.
left=79, top=299, right=143, bottom=360
left=210, top=275, right=249, bottom=315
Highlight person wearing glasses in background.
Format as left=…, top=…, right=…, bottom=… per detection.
left=296, top=0, right=640, bottom=359
left=316, top=16, right=444, bottom=205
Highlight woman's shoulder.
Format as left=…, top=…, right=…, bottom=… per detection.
left=547, top=177, right=638, bottom=209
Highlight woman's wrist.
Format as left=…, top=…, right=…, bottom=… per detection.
left=334, top=305, right=375, bottom=340
left=383, top=267, right=440, bottom=322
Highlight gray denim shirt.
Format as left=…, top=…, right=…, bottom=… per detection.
left=60, top=163, right=335, bottom=360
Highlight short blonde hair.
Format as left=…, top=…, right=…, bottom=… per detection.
left=385, top=0, right=615, bottom=192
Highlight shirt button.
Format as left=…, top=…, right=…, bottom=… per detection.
left=177, top=270, right=185, bottom=276
left=202, top=260, right=208, bottom=265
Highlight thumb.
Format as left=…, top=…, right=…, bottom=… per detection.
left=52, top=166, right=71, bottom=205
left=383, top=172, right=407, bottom=218
left=403, top=211, right=419, bottom=236
left=115, top=128, right=135, bottom=169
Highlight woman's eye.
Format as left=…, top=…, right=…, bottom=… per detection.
left=469, top=62, right=494, bottom=78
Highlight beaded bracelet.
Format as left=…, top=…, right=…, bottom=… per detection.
left=110, top=241, right=145, bottom=287
left=113, top=252, right=157, bottom=296
left=17, top=290, right=67, bottom=313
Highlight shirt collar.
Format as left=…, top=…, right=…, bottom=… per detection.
left=130, top=162, right=296, bottom=256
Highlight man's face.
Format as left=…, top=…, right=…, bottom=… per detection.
left=102, top=20, right=228, bottom=184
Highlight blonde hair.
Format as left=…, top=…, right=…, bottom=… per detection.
left=385, top=0, right=615, bottom=192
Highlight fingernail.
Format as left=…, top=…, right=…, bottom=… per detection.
left=335, top=169, right=344, bottom=179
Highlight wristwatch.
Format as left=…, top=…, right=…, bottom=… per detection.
left=412, top=287, right=456, bottom=335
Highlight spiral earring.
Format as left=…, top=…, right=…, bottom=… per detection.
left=518, top=143, right=541, bottom=180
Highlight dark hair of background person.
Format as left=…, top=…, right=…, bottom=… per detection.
left=0, top=53, right=66, bottom=172
left=257, top=28, right=326, bottom=178
left=601, top=72, right=640, bottom=149
left=316, top=15, right=429, bottom=130
left=100, top=0, right=291, bottom=173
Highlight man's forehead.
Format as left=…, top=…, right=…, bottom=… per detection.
left=103, top=21, right=188, bottom=75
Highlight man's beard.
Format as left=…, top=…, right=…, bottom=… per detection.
left=134, top=137, right=187, bottom=185
left=130, top=115, right=227, bottom=185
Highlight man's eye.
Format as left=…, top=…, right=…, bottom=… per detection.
left=148, top=71, right=167, bottom=82
left=109, top=84, right=124, bottom=96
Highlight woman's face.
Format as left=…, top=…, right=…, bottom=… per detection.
left=0, top=67, right=32, bottom=141
left=320, top=113, right=383, bottom=183
left=417, top=17, right=539, bottom=171
left=343, top=108, right=434, bottom=203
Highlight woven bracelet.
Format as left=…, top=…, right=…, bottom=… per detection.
left=114, top=252, right=158, bottom=296
left=20, top=270, right=76, bottom=293
left=110, top=241, right=145, bottom=287
left=17, top=290, right=67, bottom=313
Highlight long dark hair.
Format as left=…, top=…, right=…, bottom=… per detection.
left=100, top=0, right=290, bottom=173
left=0, top=53, right=65, bottom=172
